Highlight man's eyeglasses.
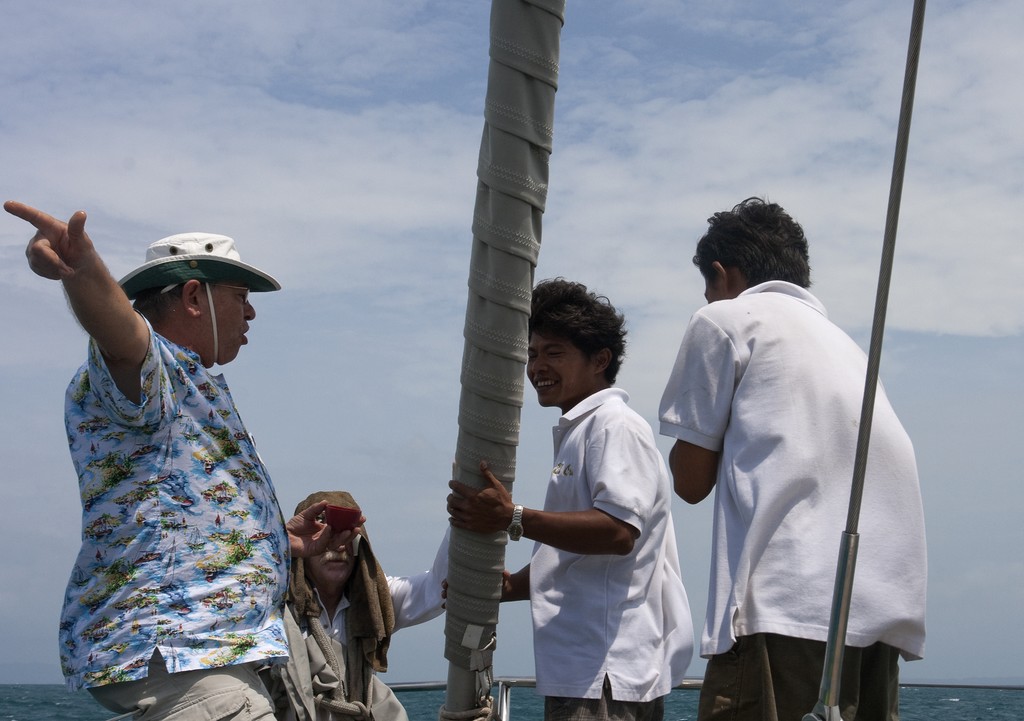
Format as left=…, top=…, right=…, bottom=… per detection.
left=216, top=283, right=251, bottom=304
left=158, top=282, right=251, bottom=304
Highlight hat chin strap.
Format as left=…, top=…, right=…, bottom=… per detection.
left=205, top=283, right=219, bottom=366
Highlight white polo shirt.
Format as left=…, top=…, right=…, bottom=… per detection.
left=659, top=282, right=926, bottom=660
left=531, top=388, right=694, bottom=701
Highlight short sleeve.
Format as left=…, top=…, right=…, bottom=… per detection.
left=586, top=419, right=662, bottom=534
left=85, top=318, right=170, bottom=428
left=658, top=312, right=739, bottom=451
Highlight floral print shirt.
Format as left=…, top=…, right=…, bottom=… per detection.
left=60, top=321, right=289, bottom=689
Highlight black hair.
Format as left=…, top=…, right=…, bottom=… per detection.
left=693, top=196, right=811, bottom=288
left=529, top=278, right=627, bottom=383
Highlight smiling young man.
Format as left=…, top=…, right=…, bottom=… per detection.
left=448, top=278, right=693, bottom=721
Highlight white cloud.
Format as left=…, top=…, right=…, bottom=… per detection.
left=1, top=0, right=1021, bottom=688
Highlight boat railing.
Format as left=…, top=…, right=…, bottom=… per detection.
left=390, top=678, right=704, bottom=721
left=390, top=679, right=1024, bottom=693
left=388, top=679, right=1022, bottom=720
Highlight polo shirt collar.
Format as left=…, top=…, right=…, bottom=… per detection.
left=559, top=387, right=629, bottom=426
left=741, top=280, right=827, bottom=317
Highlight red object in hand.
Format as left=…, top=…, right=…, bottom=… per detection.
left=324, top=504, right=361, bottom=532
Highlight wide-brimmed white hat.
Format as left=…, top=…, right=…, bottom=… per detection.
left=119, top=232, right=281, bottom=299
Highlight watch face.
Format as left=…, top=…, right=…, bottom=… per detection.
left=508, top=504, right=524, bottom=540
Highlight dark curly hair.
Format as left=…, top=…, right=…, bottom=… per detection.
left=693, top=197, right=811, bottom=288
left=529, top=278, right=627, bottom=383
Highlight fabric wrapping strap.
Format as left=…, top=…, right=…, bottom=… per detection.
left=444, top=0, right=564, bottom=714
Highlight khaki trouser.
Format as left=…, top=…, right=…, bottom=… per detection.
left=698, top=633, right=900, bottom=721
left=89, top=650, right=276, bottom=721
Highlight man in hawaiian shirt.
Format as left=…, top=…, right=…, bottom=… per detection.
left=6, top=200, right=350, bottom=720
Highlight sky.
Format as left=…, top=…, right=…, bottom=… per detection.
left=1, top=0, right=1022, bottom=689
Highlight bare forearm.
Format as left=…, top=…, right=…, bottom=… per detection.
left=62, top=250, right=148, bottom=365
left=519, top=506, right=636, bottom=555
left=669, top=440, right=719, bottom=504
left=9, top=201, right=148, bottom=367
left=449, top=466, right=636, bottom=557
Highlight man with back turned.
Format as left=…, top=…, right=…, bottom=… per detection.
left=658, top=197, right=926, bottom=720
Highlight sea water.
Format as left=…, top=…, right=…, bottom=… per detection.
left=1, top=683, right=1022, bottom=720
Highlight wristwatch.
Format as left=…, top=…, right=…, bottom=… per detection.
left=507, top=504, right=524, bottom=541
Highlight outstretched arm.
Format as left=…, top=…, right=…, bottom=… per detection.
left=7, top=201, right=149, bottom=400
left=448, top=462, right=637, bottom=556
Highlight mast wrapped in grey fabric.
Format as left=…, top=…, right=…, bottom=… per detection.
left=443, top=0, right=564, bottom=715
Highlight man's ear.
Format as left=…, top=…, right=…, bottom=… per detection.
left=180, top=279, right=205, bottom=318
left=710, top=261, right=728, bottom=286
left=711, top=261, right=748, bottom=299
left=724, top=265, right=749, bottom=297
left=593, top=347, right=612, bottom=374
